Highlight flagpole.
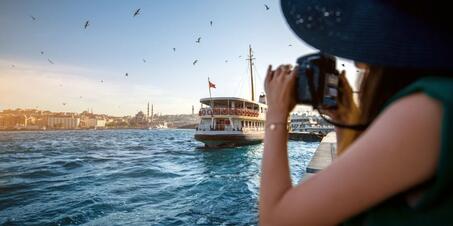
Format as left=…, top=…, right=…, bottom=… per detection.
left=208, top=77, right=214, bottom=130
left=208, top=77, right=212, bottom=102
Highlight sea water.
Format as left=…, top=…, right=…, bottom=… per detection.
left=0, top=129, right=318, bottom=225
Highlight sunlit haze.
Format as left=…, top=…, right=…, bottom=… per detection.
left=0, top=0, right=359, bottom=116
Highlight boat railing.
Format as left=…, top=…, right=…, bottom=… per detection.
left=195, top=125, right=265, bottom=132
left=198, top=107, right=260, bottom=117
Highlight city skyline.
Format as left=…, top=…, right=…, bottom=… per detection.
left=1, top=1, right=359, bottom=116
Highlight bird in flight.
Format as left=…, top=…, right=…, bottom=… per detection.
left=84, top=20, right=89, bottom=29
left=225, top=60, right=228, bottom=63
left=11, top=65, right=15, bottom=68
left=143, top=59, right=146, bottom=63
left=238, top=55, right=242, bottom=58
left=173, top=47, right=176, bottom=52
left=193, top=60, right=198, bottom=65
left=210, top=21, right=213, bottom=26
left=288, top=44, right=292, bottom=47
left=40, top=51, right=44, bottom=55
left=265, top=4, right=270, bottom=10
left=196, top=37, right=201, bottom=44
left=62, top=102, right=67, bottom=106
left=30, top=15, right=37, bottom=21
left=133, top=8, right=141, bottom=17
left=100, top=80, right=104, bottom=83
left=125, top=73, right=129, bottom=78
left=48, top=59, right=54, bottom=64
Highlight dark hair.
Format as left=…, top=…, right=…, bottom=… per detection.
left=338, top=67, right=452, bottom=153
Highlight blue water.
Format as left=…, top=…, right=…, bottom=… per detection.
left=0, top=129, right=318, bottom=225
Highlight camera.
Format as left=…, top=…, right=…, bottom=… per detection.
left=295, top=52, right=340, bottom=109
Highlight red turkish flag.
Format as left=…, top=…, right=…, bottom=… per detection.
left=209, top=81, right=216, bottom=89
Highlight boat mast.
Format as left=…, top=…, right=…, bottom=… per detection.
left=247, top=45, right=255, bottom=102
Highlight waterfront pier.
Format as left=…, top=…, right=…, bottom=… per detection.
left=302, top=132, right=337, bottom=181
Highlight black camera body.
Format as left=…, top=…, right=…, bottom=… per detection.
left=296, top=52, right=339, bottom=109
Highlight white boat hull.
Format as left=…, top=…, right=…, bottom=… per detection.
left=194, top=130, right=264, bottom=148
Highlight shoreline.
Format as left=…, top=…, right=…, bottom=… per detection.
left=0, top=127, right=195, bottom=132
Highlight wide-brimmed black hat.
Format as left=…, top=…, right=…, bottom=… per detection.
left=281, top=0, right=453, bottom=70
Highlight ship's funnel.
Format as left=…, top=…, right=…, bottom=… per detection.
left=259, top=93, right=266, bottom=104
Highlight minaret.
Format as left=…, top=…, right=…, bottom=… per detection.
left=192, top=105, right=194, bottom=115
left=147, top=102, right=150, bottom=120
left=151, top=104, right=154, bottom=122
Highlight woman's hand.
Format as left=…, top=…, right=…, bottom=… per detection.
left=264, top=65, right=298, bottom=122
left=323, top=70, right=359, bottom=122
left=323, top=70, right=361, bottom=154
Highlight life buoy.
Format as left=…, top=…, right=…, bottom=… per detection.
left=207, top=109, right=212, bottom=115
left=222, top=109, right=228, bottom=115
left=229, top=109, right=234, bottom=115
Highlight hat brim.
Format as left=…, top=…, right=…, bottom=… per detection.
left=281, top=0, right=453, bottom=70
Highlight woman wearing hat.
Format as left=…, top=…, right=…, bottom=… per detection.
left=260, top=0, right=452, bottom=225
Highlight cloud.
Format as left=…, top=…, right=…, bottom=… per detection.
left=0, top=59, right=186, bottom=116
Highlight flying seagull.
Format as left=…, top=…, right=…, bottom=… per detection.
left=288, top=44, right=292, bottom=47
left=48, top=58, right=54, bottom=64
left=142, top=59, right=146, bottom=63
left=210, top=21, right=213, bottom=26
left=193, top=60, right=198, bottom=65
left=100, top=80, right=104, bottom=83
left=173, top=47, right=176, bottom=52
left=196, top=37, right=201, bottom=43
left=84, top=20, right=89, bottom=29
left=238, top=55, right=242, bottom=58
left=133, top=8, right=141, bottom=17
left=30, top=15, right=37, bottom=21
left=40, top=51, right=44, bottom=55
left=11, top=65, right=15, bottom=68
left=62, top=102, right=67, bottom=106
left=264, top=4, right=270, bottom=10
left=125, top=73, right=129, bottom=78
left=225, top=60, right=228, bottom=63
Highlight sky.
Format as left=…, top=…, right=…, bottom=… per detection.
left=0, top=0, right=358, bottom=116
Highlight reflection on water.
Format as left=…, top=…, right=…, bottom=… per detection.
left=0, top=129, right=317, bottom=225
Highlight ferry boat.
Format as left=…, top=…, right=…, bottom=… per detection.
left=288, top=112, right=334, bottom=142
left=195, top=46, right=267, bottom=148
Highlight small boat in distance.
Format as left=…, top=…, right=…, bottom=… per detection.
left=288, top=111, right=334, bottom=142
left=195, top=46, right=267, bottom=148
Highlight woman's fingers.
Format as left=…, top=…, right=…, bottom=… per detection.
left=265, top=65, right=274, bottom=92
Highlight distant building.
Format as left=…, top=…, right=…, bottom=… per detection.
left=0, top=114, right=27, bottom=129
left=47, top=116, right=80, bottom=129
left=83, top=118, right=106, bottom=128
